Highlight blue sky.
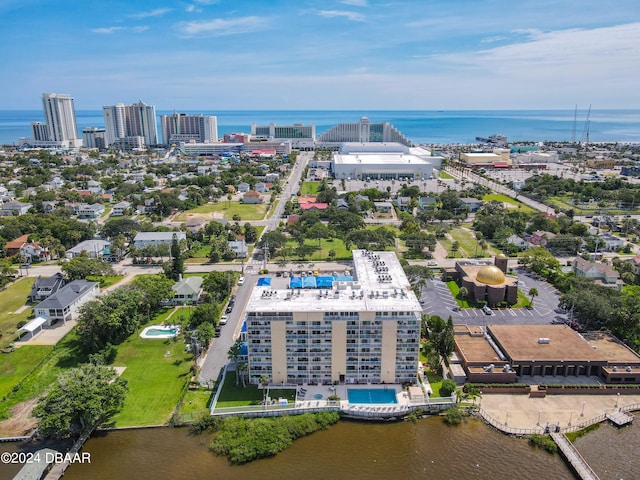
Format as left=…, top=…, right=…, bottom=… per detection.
left=1, top=0, right=639, bottom=110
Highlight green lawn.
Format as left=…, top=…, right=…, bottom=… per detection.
left=86, top=275, right=125, bottom=289
left=449, top=228, right=499, bottom=258
left=299, top=182, right=320, bottom=195
left=110, top=309, right=193, bottom=426
left=0, top=277, right=35, bottom=348
left=424, top=370, right=444, bottom=397
left=439, top=171, right=454, bottom=179
left=175, top=201, right=268, bottom=222
left=446, top=281, right=474, bottom=308
left=281, top=237, right=353, bottom=262
left=438, top=237, right=462, bottom=258
left=482, top=193, right=536, bottom=214
left=178, top=388, right=214, bottom=415
left=216, top=372, right=296, bottom=408
left=0, top=346, right=53, bottom=400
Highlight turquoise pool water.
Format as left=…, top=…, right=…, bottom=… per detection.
left=347, top=389, right=397, bottom=404
left=145, top=328, right=177, bottom=337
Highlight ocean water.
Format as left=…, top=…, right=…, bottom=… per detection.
left=1, top=109, right=639, bottom=146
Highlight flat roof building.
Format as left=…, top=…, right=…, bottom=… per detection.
left=245, top=250, right=422, bottom=386
left=330, top=142, right=442, bottom=181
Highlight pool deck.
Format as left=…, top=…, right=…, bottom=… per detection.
left=139, top=325, right=180, bottom=339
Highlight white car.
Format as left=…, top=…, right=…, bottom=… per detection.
left=219, top=315, right=229, bottom=325
left=238, top=277, right=245, bottom=286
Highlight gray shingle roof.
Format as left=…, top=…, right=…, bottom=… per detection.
left=35, top=280, right=98, bottom=310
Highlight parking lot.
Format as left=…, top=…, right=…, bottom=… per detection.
left=420, top=267, right=569, bottom=327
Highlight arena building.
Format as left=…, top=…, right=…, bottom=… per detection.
left=329, top=142, right=443, bottom=181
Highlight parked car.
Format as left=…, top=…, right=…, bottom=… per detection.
left=427, top=261, right=437, bottom=266
left=238, top=277, right=245, bottom=286
left=482, top=305, right=494, bottom=315
left=230, top=295, right=237, bottom=303
left=214, top=327, right=221, bottom=338
left=225, top=305, right=233, bottom=314
left=219, top=315, right=229, bottom=325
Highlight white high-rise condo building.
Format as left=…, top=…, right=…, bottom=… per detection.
left=317, top=116, right=413, bottom=147
left=103, top=101, right=158, bottom=149
left=24, top=93, right=82, bottom=148
left=161, top=112, right=218, bottom=145
left=245, top=250, right=422, bottom=386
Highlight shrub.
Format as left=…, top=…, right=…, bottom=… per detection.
left=16, top=320, right=27, bottom=329
left=210, top=412, right=340, bottom=463
left=528, top=434, right=558, bottom=454
left=440, top=379, right=457, bottom=397
left=443, top=407, right=463, bottom=425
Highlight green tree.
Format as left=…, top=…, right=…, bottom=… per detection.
left=33, top=364, right=127, bottom=438
left=228, top=339, right=244, bottom=386
left=203, top=271, right=232, bottom=303
left=61, top=252, right=116, bottom=280
left=195, top=322, right=215, bottom=348
left=190, top=303, right=220, bottom=328
left=458, top=286, right=469, bottom=303
left=528, top=287, right=539, bottom=307
left=427, top=315, right=455, bottom=367
left=131, top=274, right=174, bottom=318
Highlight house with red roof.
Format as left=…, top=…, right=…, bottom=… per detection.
left=242, top=191, right=264, bottom=204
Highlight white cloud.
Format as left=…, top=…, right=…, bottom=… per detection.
left=341, top=0, right=368, bottom=6
left=91, top=26, right=123, bottom=34
left=132, top=26, right=149, bottom=33
left=131, top=8, right=172, bottom=19
left=175, top=16, right=268, bottom=37
left=316, top=10, right=366, bottom=22
left=480, top=35, right=507, bottom=44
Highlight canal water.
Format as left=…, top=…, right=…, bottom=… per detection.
left=51, top=417, right=575, bottom=480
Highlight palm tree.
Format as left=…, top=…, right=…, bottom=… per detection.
left=259, top=373, right=270, bottom=404
left=458, top=286, right=469, bottom=304
left=237, top=361, right=248, bottom=388
left=227, top=339, right=243, bottom=386
left=528, top=287, right=539, bottom=308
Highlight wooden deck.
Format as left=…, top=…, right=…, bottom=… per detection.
left=550, top=433, right=600, bottom=480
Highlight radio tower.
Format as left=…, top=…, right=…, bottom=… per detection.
left=581, top=104, right=591, bottom=152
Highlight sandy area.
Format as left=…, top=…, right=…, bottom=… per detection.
left=0, top=398, right=38, bottom=437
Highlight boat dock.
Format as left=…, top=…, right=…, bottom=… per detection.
left=550, top=433, right=600, bottom=480
left=607, top=411, right=634, bottom=427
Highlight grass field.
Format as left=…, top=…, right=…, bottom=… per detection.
left=299, top=182, right=320, bottom=195
left=482, top=193, right=536, bottom=213
left=438, top=237, right=462, bottom=258
left=110, top=308, right=192, bottom=426
left=86, top=275, right=125, bottom=289
left=174, top=201, right=268, bottom=222
left=0, top=277, right=35, bottom=348
left=449, top=228, right=499, bottom=258
left=178, top=388, right=214, bottom=415
left=216, top=372, right=296, bottom=408
left=439, top=171, right=454, bottom=179
left=0, top=345, right=53, bottom=400
left=281, top=237, right=353, bottom=262
left=424, top=370, right=444, bottom=397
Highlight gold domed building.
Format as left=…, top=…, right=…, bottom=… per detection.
left=444, top=256, right=518, bottom=306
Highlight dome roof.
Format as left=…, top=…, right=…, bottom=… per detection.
left=476, top=265, right=506, bottom=285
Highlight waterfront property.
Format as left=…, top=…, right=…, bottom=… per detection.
left=455, top=324, right=640, bottom=384
left=245, top=250, right=422, bottom=386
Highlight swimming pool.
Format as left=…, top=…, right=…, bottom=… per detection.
left=347, top=388, right=398, bottom=404
left=140, top=325, right=180, bottom=339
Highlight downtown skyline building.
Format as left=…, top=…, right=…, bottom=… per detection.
left=21, top=93, right=82, bottom=148
left=160, top=112, right=218, bottom=145
left=317, top=116, right=413, bottom=147
left=103, top=101, right=158, bottom=149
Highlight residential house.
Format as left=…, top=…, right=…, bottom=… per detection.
left=185, top=217, right=206, bottom=233
left=296, top=196, right=317, bottom=205
left=459, top=197, right=484, bottom=212
left=5, top=234, right=31, bottom=256
left=75, top=203, right=105, bottom=219
left=242, top=191, right=263, bottom=204
left=133, top=231, right=186, bottom=248
left=528, top=230, right=556, bottom=248
left=336, top=198, right=350, bottom=210
left=598, top=233, right=625, bottom=252
left=87, top=180, right=103, bottom=195
left=66, top=239, right=111, bottom=259
left=171, top=276, right=203, bottom=305
left=21, top=241, right=51, bottom=262
left=573, top=258, right=623, bottom=289
left=42, top=201, right=59, bottom=214
left=237, top=182, right=251, bottom=193
left=111, top=201, right=131, bottom=216
left=229, top=239, right=248, bottom=258
left=374, top=201, right=393, bottom=214
left=29, top=273, right=66, bottom=303
left=506, top=234, right=530, bottom=251
left=300, top=202, right=328, bottom=212
left=254, top=182, right=270, bottom=193
left=34, top=280, right=100, bottom=324
left=264, top=172, right=280, bottom=183
left=395, top=196, right=411, bottom=212
left=48, top=177, right=65, bottom=189
left=0, top=201, right=32, bottom=216
left=418, top=197, right=437, bottom=210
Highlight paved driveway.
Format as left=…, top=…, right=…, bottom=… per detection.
left=420, top=269, right=569, bottom=326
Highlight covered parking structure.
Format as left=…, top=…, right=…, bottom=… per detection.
left=17, top=316, right=49, bottom=340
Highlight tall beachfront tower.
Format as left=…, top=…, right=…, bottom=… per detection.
left=103, top=100, right=158, bottom=148
left=160, top=112, right=218, bottom=145
left=245, top=250, right=422, bottom=386
left=35, top=93, right=82, bottom=148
